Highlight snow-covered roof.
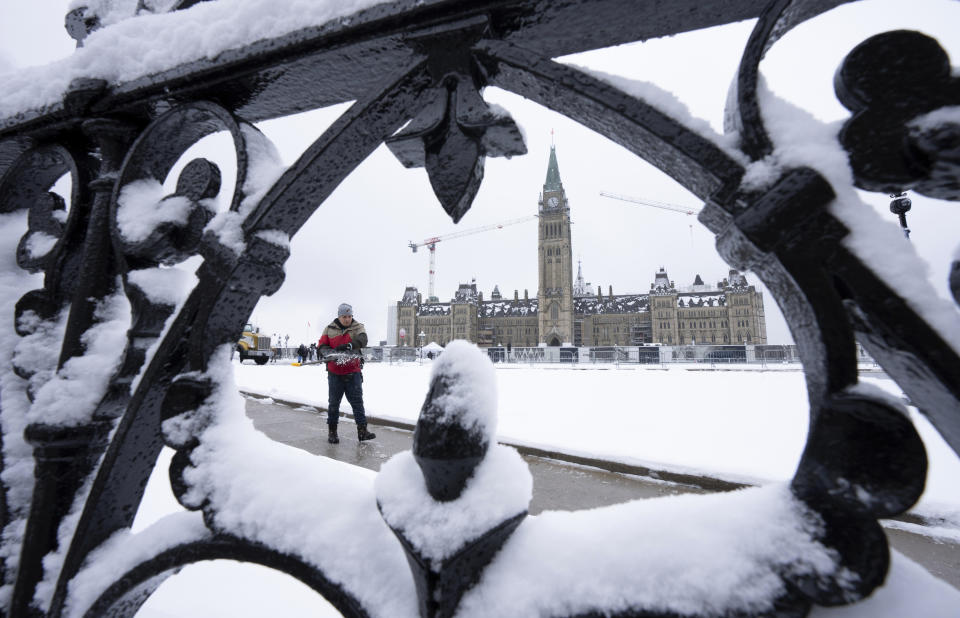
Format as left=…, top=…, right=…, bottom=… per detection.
left=479, top=299, right=538, bottom=318
left=575, top=294, right=649, bottom=315
left=678, top=274, right=713, bottom=294
left=400, top=286, right=419, bottom=304
left=677, top=294, right=726, bottom=308
left=418, top=303, right=450, bottom=317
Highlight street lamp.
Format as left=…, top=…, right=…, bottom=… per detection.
left=889, top=191, right=912, bottom=239
left=418, top=330, right=426, bottom=362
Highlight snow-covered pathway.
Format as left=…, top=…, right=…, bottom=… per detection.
left=234, top=360, right=960, bottom=522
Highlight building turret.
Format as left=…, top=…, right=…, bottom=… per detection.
left=649, top=269, right=678, bottom=344
left=397, top=286, right=421, bottom=347
left=573, top=259, right=592, bottom=297
left=651, top=267, right=676, bottom=294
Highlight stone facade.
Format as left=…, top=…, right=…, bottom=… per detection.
left=397, top=147, right=767, bottom=348
left=538, top=146, right=575, bottom=346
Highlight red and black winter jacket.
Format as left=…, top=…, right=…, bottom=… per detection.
left=318, top=318, right=367, bottom=375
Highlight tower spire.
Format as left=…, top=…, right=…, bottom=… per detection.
left=544, top=142, right=562, bottom=192
left=573, top=257, right=590, bottom=297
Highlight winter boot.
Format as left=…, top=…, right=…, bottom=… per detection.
left=357, top=425, right=376, bottom=442
left=328, top=425, right=339, bottom=444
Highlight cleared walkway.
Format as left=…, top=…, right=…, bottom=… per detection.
left=243, top=394, right=960, bottom=589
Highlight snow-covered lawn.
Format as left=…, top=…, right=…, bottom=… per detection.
left=126, top=355, right=960, bottom=618
left=234, top=359, right=960, bottom=516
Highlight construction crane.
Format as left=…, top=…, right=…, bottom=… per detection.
left=409, top=215, right=537, bottom=302
left=600, top=191, right=701, bottom=247
left=599, top=191, right=700, bottom=216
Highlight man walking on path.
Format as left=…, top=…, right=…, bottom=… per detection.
left=317, top=303, right=376, bottom=444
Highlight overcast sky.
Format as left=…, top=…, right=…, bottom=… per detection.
left=2, top=0, right=958, bottom=347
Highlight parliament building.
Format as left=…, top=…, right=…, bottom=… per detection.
left=396, top=146, right=767, bottom=349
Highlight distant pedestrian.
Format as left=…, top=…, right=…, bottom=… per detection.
left=309, top=342, right=317, bottom=361
left=297, top=343, right=308, bottom=364
left=317, top=303, right=375, bottom=444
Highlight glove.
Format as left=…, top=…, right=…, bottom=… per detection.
left=335, top=343, right=352, bottom=351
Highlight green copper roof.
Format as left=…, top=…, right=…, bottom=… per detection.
left=543, top=145, right=563, bottom=191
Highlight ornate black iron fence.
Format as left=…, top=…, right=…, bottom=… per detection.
left=0, top=0, right=958, bottom=616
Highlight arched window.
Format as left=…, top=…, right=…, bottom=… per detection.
left=551, top=303, right=559, bottom=320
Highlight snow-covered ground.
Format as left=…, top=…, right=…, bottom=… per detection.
left=234, top=359, right=960, bottom=519
left=126, top=356, right=960, bottom=618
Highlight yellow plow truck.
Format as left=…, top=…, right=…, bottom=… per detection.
left=236, top=324, right=272, bottom=365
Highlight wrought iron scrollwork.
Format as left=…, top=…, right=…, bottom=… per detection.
left=3, top=143, right=85, bottom=330
left=789, top=389, right=928, bottom=603
left=386, top=16, right=527, bottom=222
left=0, top=0, right=958, bottom=616
left=836, top=30, right=960, bottom=200
left=39, top=101, right=302, bottom=616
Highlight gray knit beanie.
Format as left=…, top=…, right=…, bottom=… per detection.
left=338, top=303, right=353, bottom=317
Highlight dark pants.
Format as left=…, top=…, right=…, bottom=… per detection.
left=327, top=372, right=366, bottom=427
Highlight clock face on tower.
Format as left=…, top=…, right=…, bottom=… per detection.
left=547, top=196, right=559, bottom=208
